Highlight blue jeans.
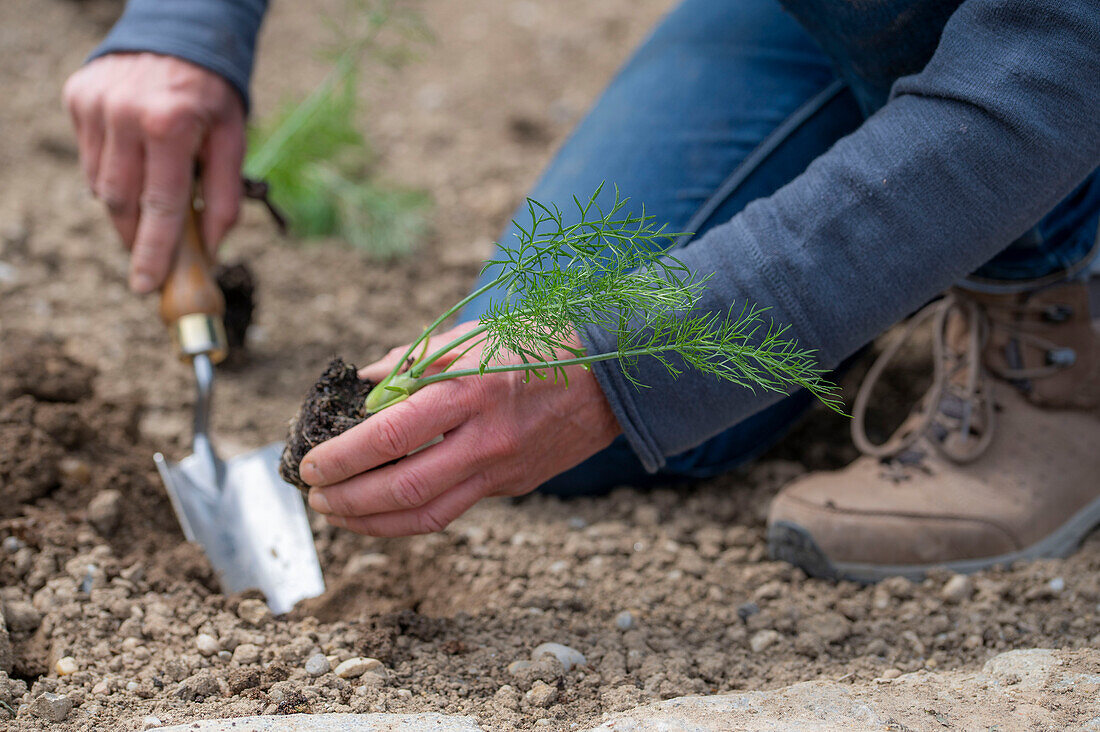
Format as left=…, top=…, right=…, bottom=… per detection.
left=461, top=0, right=1100, bottom=496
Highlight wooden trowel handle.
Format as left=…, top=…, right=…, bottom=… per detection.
left=159, top=191, right=228, bottom=363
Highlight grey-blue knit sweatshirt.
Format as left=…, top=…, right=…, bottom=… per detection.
left=92, top=0, right=1100, bottom=471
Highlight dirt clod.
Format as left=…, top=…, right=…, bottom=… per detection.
left=279, top=358, right=375, bottom=489
left=215, top=261, right=256, bottom=362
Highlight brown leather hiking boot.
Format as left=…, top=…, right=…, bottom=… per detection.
left=767, top=279, right=1100, bottom=582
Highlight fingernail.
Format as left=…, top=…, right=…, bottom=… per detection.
left=130, top=272, right=156, bottom=294
left=300, top=459, right=323, bottom=486
left=308, top=488, right=331, bottom=514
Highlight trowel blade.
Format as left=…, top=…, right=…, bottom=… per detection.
left=154, top=442, right=324, bottom=614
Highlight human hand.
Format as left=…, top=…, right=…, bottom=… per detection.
left=63, top=53, right=245, bottom=293
left=298, top=323, right=622, bottom=536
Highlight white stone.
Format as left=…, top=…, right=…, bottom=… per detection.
left=614, top=611, right=635, bottom=631
left=232, top=643, right=262, bottom=665
left=587, top=648, right=1096, bottom=731
left=305, top=653, right=331, bottom=677
left=941, top=574, right=972, bottom=604
left=142, top=717, right=163, bottom=730
left=334, top=657, right=383, bottom=679
left=196, top=634, right=221, bottom=657
left=55, top=656, right=78, bottom=676
left=749, top=629, right=781, bottom=653
left=531, top=642, right=586, bottom=672
left=152, top=714, right=484, bottom=731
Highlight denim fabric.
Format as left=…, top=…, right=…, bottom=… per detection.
left=460, top=0, right=1100, bottom=495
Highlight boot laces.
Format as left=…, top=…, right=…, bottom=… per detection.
left=851, top=292, right=995, bottom=465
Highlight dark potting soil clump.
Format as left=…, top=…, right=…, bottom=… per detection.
left=215, top=261, right=256, bottom=363
left=279, top=358, right=375, bottom=490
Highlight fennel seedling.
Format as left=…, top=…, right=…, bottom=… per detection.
left=365, top=186, right=843, bottom=414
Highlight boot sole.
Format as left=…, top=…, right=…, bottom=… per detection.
left=767, top=494, right=1100, bottom=583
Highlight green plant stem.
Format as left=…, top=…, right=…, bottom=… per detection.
left=384, top=278, right=502, bottom=384
left=410, top=323, right=490, bottom=378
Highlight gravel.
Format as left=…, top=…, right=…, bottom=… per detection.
left=334, top=657, right=382, bottom=679
left=532, top=642, right=586, bottom=672
left=30, top=692, right=72, bottom=722
left=305, top=653, right=331, bottom=677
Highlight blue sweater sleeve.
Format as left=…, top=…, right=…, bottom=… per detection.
left=88, top=0, right=267, bottom=112
left=582, top=0, right=1100, bottom=471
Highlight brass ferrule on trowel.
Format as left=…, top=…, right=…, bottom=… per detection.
left=158, top=186, right=228, bottom=365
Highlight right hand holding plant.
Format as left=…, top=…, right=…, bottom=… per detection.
left=63, top=53, right=245, bottom=293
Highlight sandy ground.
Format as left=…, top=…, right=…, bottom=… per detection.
left=1, top=0, right=1098, bottom=730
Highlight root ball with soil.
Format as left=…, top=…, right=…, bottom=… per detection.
left=279, top=359, right=375, bottom=489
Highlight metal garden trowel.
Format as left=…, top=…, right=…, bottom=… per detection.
left=153, top=190, right=324, bottom=614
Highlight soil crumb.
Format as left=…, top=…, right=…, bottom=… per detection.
left=215, top=261, right=256, bottom=361
left=279, top=358, right=375, bottom=489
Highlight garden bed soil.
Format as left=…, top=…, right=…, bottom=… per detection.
left=1, top=0, right=1098, bottom=730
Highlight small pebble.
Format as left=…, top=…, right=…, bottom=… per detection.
left=4, top=600, right=42, bottom=632
left=526, top=680, right=558, bottom=708
left=142, top=717, right=163, bottom=730
left=195, top=633, right=220, bottom=657
left=232, top=643, right=262, bottom=665
left=304, top=652, right=330, bottom=677
left=1048, top=577, right=1065, bottom=593
left=614, top=611, right=635, bottom=631
left=236, top=599, right=271, bottom=626
left=334, top=657, right=383, bottom=679
left=54, top=656, right=78, bottom=676
left=344, top=553, right=390, bottom=575
left=881, top=668, right=902, bottom=680
left=2, top=536, right=24, bottom=553
left=736, top=602, right=760, bottom=622
left=126, top=681, right=140, bottom=692
left=86, top=489, right=123, bottom=535
left=532, top=642, right=586, bottom=672
left=30, top=692, right=72, bottom=722
left=750, top=629, right=781, bottom=653
left=507, top=660, right=534, bottom=676
left=941, top=574, right=972, bottom=604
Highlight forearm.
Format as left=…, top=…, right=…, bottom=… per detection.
left=585, top=0, right=1100, bottom=470
left=88, top=0, right=267, bottom=111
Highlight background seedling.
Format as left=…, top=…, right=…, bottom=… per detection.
left=244, top=0, right=431, bottom=259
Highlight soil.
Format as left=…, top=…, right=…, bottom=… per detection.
left=1, top=0, right=1098, bottom=730
left=214, top=262, right=256, bottom=363
left=279, top=359, right=375, bottom=491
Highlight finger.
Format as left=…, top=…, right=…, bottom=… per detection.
left=358, top=324, right=481, bottom=381
left=299, top=380, right=471, bottom=486
left=130, top=115, right=202, bottom=293
left=308, top=427, right=481, bottom=517
left=96, top=117, right=145, bottom=248
left=66, top=88, right=105, bottom=190
left=358, top=344, right=416, bottom=382
left=199, top=119, right=245, bottom=252
left=328, top=476, right=488, bottom=537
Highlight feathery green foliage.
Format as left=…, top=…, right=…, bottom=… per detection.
left=364, top=185, right=844, bottom=415
left=243, top=0, right=430, bottom=259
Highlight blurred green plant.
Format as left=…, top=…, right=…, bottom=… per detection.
left=244, top=0, right=432, bottom=259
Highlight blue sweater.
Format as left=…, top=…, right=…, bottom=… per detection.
left=93, top=0, right=1100, bottom=471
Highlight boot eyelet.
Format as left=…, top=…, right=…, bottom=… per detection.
left=1045, top=347, right=1077, bottom=367
left=1042, top=305, right=1073, bottom=323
